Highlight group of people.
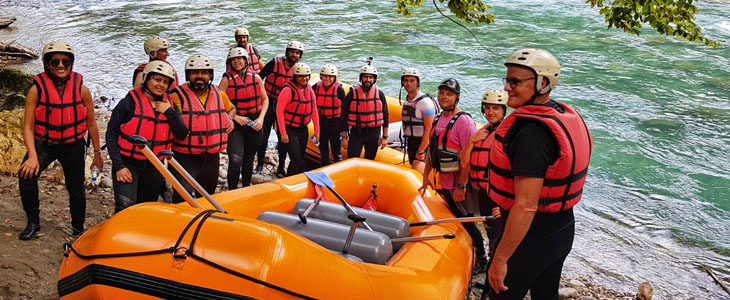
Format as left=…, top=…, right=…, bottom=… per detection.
left=15, top=26, right=593, bottom=299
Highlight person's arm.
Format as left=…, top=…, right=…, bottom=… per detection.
left=453, top=139, right=474, bottom=201
left=163, top=102, right=188, bottom=141
left=311, top=92, right=320, bottom=137
left=18, top=85, right=40, bottom=179
left=417, top=99, right=437, bottom=160
left=254, top=74, right=268, bottom=130
left=105, top=95, right=134, bottom=171
left=276, top=87, right=292, bottom=139
left=341, top=88, right=354, bottom=136
left=258, top=59, right=275, bottom=79
left=133, top=72, right=144, bottom=89
left=81, top=85, right=103, bottom=171
left=379, top=90, right=388, bottom=148
left=218, top=75, right=229, bottom=93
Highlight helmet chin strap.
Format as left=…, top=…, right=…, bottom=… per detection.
left=442, top=98, right=459, bottom=112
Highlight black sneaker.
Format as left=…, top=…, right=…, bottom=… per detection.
left=253, top=164, right=263, bottom=175
left=71, top=227, right=84, bottom=238
left=275, top=167, right=286, bottom=178
left=19, top=223, right=41, bottom=240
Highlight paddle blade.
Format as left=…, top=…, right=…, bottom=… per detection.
left=304, top=171, right=334, bottom=188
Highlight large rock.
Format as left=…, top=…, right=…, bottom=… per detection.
left=558, top=287, right=579, bottom=299
left=0, top=16, right=16, bottom=28
left=637, top=282, right=653, bottom=300
left=0, top=109, right=26, bottom=174
left=0, top=68, right=33, bottom=111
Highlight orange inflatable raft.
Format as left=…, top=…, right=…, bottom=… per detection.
left=58, top=159, right=476, bottom=299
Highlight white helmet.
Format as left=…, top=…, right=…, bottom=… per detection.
left=286, top=40, right=304, bottom=53
left=505, top=48, right=560, bottom=94
left=142, top=60, right=176, bottom=83
left=481, top=88, right=508, bottom=106
left=359, top=65, right=378, bottom=77
left=42, top=41, right=75, bottom=62
left=320, top=64, right=338, bottom=76
left=293, top=62, right=311, bottom=76
left=185, top=54, right=214, bottom=80
left=234, top=28, right=249, bottom=36
left=227, top=47, right=249, bottom=61
left=144, top=37, right=170, bottom=58
left=401, top=68, right=421, bottom=81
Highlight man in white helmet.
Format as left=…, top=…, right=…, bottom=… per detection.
left=341, top=64, right=389, bottom=160
left=133, top=36, right=179, bottom=89
left=168, top=54, right=236, bottom=203
left=400, top=67, right=438, bottom=168
left=485, top=49, right=593, bottom=299
left=233, top=28, right=264, bottom=73
left=256, top=40, right=304, bottom=177
left=18, top=41, right=104, bottom=239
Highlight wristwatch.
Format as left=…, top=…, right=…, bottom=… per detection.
left=382, top=135, right=388, bottom=139
left=456, top=184, right=466, bottom=190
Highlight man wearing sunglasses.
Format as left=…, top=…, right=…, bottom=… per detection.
left=17, top=41, right=104, bottom=240
left=485, top=48, right=593, bottom=300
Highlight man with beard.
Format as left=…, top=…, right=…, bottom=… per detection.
left=18, top=41, right=104, bottom=239
left=219, top=47, right=268, bottom=189
left=341, top=64, right=389, bottom=160
left=133, top=36, right=179, bottom=89
left=400, top=67, right=437, bottom=169
left=233, top=28, right=264, bottom=73
left=256, top=41, right=303, bottom=177
left=169, top=54, right=235, bottom=202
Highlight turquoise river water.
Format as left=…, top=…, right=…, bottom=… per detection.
left=2, top=0, right=730, bottom=298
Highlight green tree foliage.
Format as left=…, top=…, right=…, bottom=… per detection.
left=396, top=0, right=718, bottom=47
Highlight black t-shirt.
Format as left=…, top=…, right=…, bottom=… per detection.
left=505, top=101, right=562, bottom=178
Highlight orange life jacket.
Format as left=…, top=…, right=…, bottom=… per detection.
left=33, top=71, right=88, bottom=144
left=133, top=62, right=179, bottom=89
left=282, top=81, right=315, bottom=128
left=263, top=56, right=293, bottom=104
left=347, top=85, right=383, bottom=128
left=223, top=70, right=262, bottom=118
left=468, top=123, right=499, bottom=190
left=172, top=84, right=230, bottom=154
left=117, top=88, right=172, bottom=160
left=313, top=81, right=342, bottom=119
left=488, top=102, right=592, bottom=213
left=244, top=44, right=262, bottom=73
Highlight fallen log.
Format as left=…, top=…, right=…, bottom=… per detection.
left=0, top=40, right=38, bottom=59
left=0, top=16, right=16, bottom=28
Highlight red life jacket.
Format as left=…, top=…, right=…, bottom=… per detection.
left=282, top=81, right=316, bottom=128
left=428, top=112, right=469, bottom=173
left=244, top=44, right=262, bottom=73
left=347, top=85, right=384, bottom=128
left=133, top=62, right=179, bottom=89
left=488, top=102, right=592, bottom=213
left=263, top=56, right=293, bottom=103
left=117, top=88, right=172, bottom=160
left=223, top=70, right=262, bottom=118
left=313, top=81, right=342, bottom=119
left=468, top=123, right=499, bottom=190
left=33, top=71, right=88, bottom=144
left=172, top=84, right=230, bottom=154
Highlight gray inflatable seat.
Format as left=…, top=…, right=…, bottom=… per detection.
left=293, top=198, right=411, bottom=245
left=257, top=211, right=393, bottom=265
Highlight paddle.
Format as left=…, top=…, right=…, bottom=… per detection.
left=391, top=233, right=455, bottom=243
left=157, top=150, right=226, bottom=213
left=298, top=185, right=326, bottom=224
left=127, top=136, right=202, bottom=209
left=410, top=216, right=496, bottom=227
left=304, top=171, right=374, bottom=231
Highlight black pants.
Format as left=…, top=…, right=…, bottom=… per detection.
left=405, top=136, right=423, bottom=165
left=170, top=152, right=220, bottom=204
left=257, top=107, right=287, bottom=171
left=227, top=123, right=262, bottom=189
left=19, top=139, right=86, bottom=230
left=347, top=126, right=381, bottom=160
left=112, top=157, right=165, bottom=213
left=478, top=188, right=504, bottom=258
left=485, top=210, right=575, bottom=300
left=318, top=117, right=342, bottom=166
left=285, top=125, right=309, bottom=176
left=440, top=188, right=486, bottom=258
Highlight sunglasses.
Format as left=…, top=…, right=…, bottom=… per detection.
left=49, top=58, right=72, bottom=67
left=502, top=77, right=535, bottom=89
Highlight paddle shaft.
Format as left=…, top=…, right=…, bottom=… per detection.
left=323, top=185, right=374, bottom=231
left=391, top=233, right=455, bottom=243
left=137, top=145, right=201, bottom=209
left=410, top=216, right=496, bottom=227
left=166, top=157, right=227, bottom=213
